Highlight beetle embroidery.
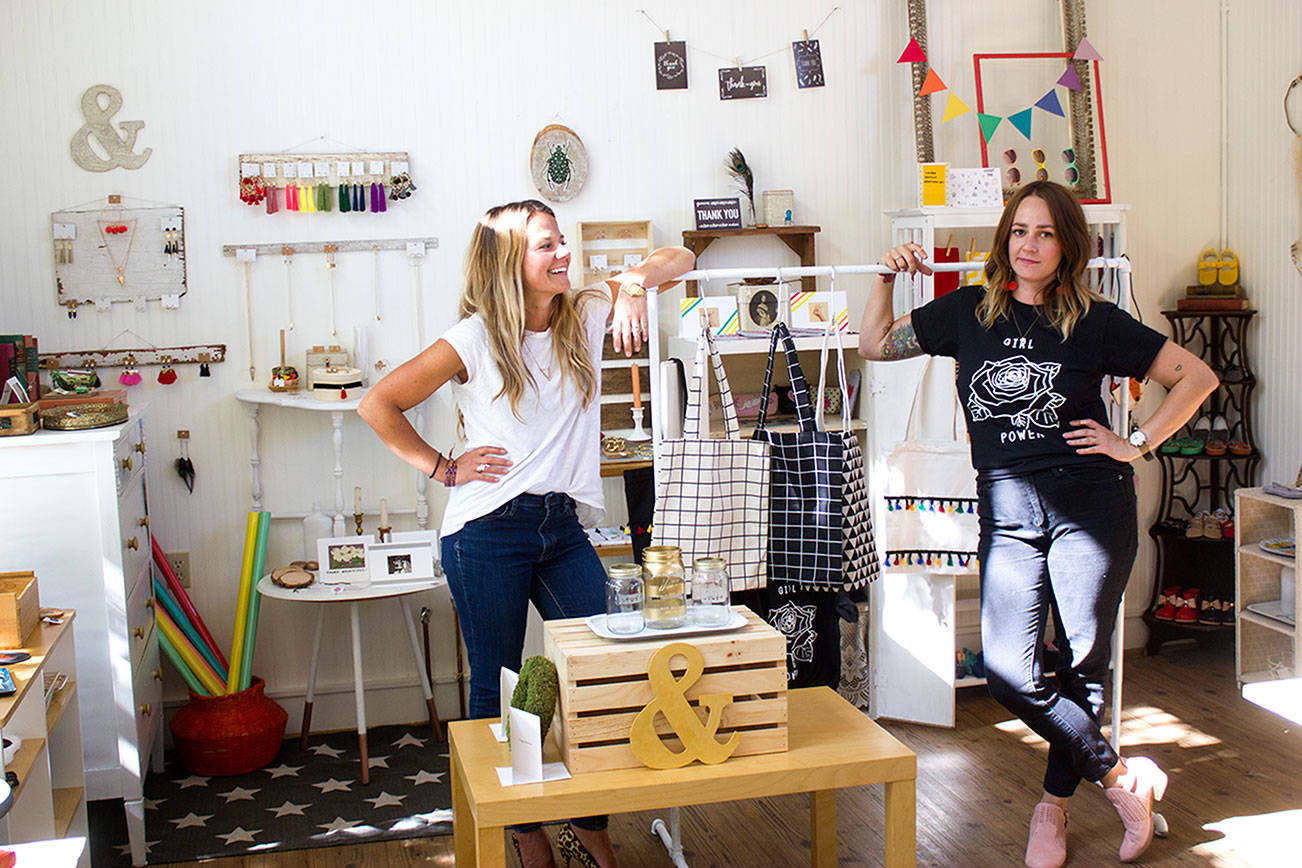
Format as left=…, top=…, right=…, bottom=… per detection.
left=545, top=143, right=572, bottom=190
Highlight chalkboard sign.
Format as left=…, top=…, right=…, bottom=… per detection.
left=793, top=40, right=825, bottom=88
left=655, top=41, right=688, bottom=90
left=718, top=66, right=767, bottom=100
left=694, top=197, right=743, bottom=230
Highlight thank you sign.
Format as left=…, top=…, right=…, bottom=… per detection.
left=694, top=197, right=743, bottom=230
left=718, top=66, right=767, bottom=100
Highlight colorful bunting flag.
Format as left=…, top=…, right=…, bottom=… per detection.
left=897, top=37, right=927, bottom=64
left=941, top=91, right=970, bottom=122
left=977, top=113, right=1003, bottom=143
left=1073, top=38, right=1103, bottom=61
left=919, top=68, right=946, bottom=95
left=1007, top=108, right=1033, bottom=140
left=1058, top=64, right=1083, bottom=92
left=1035, top=89, right=1066, bottom=118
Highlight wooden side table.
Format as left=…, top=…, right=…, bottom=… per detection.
left=450, top=686, right=916, bottom=867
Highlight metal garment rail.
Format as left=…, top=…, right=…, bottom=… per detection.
left=639, top=255, right=1151, bottom=865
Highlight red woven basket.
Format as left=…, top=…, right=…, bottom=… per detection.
left=169, top=676, right=288, bottom=776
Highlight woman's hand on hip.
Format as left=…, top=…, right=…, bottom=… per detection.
left=1064, top=419, right=1137, bottom=462
left=453, top=446, right=512, bottom=485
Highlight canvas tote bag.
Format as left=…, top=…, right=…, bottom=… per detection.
left=653, top=327, right=771, bottom=591
left=882, top=357, right=979, bottom=572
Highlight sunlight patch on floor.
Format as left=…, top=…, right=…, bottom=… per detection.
left=992, top=704, right=1222, bottom=751
left=1198, top=810, right=1302, bottom=866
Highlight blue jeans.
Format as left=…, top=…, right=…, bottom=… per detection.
left=442, top=491, right=607, bottom=832
left=977, top=465, right=1138, bottom=798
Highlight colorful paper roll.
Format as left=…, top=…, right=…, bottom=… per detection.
left=237, top=512, right=271, bottom=691
left=226, top=512, right=262, bottom=693
left=158, top=627, right=211, bottom=697
left=152, top=535, right=229, bottom=668
left=158, top=609, right=225, bottom=696
left=153, top=576, right=227, bottom=683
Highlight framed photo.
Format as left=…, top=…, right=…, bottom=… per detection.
left=789, top=291, right=849, bottom=332
left=678, top=295, right=740, bottom=339
left=738, top=283, right=781, bottom=333
left=317, top=534, right=374, bottom=584
left=368, top=539, right=436, bottom=582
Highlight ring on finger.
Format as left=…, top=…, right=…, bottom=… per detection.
left=476, top=462, right=489, bottom=472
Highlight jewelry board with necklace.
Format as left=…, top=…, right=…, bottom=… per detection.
left=52, top=194, right=186, bottom=314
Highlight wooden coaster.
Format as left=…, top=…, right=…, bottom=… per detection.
left=271, top=565, right=315, bottom=589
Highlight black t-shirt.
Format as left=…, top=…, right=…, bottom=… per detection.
left=911, top=285, right=1167, bottom=479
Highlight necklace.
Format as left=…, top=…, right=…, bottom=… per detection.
left=1008, top=303, right=1042, bottom=344
left=97, top=218, right=137, bottom=286
left=524, top=336, right=554, bottom=379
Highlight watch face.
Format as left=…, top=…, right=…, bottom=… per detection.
left=1129, top=431, right=1146, bottom=447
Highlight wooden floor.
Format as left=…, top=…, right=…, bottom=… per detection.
left=171, top=643, right=1300, bottom=867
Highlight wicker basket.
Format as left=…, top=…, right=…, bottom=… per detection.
left=169, top=677, right=288, bottom=775
left=40, top=402, right=128, bottom=430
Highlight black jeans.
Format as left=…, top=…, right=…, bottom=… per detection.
left=977, top=465, right=1138, bottom=797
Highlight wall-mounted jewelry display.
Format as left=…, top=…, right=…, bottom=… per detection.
left=51, top=194, right=186, bottom=313
left=39, top=343, right=226, bottom=372
left=237, top=150, right=415, bottom=214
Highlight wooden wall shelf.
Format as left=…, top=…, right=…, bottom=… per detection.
left=682, top=225, right=820, bottom=295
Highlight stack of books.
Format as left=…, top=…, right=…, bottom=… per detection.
left=1177, top=282, right=1250, bottom=311
left=0, top=334, right=39, bottom=402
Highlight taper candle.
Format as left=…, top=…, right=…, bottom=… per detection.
left=354, top=485, right=362, bottom=515
left=380, top=498, right=388, bottom=528
left=631, top=363, right=642, bottom=409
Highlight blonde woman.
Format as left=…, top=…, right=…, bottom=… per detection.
left=859, top=182, right=1217, bottom=868
left=360, top=199, right=692, bottom=868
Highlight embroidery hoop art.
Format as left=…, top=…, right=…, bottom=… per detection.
left=530, top=124, right=588, bottom=203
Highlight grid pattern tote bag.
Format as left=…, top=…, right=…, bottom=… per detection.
left=653, top=326, right=771, bottom=590
left=813, top=287, right=879, bottom=590
left=882, top=357, right=979, bottom=572
left=751, top=322, right=845, bottom=590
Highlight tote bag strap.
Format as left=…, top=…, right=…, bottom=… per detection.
left=815, top=272, right=852, bottom=432
left=902, top=355, right=965, bottom=442
left=757, top=322, right=818, bottom=432
left=683, top=325, right=741, bottom=440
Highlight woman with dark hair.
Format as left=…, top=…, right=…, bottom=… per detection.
left=859, top=181, right=1217, bottom=867
left=361, top=199, right=693, bottom=867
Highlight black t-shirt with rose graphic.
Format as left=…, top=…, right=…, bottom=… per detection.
left=910, top=284, right=1167, bottom=480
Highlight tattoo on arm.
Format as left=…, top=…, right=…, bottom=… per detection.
left=880, top=321, right=923, bottom=360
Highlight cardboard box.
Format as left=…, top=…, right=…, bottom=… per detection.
left=542, top=606, right=788, bottom=773
left=0, top=571, right=40, bottom=648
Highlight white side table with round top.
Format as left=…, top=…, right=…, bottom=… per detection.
left=256, top=576, right=445, bottom=784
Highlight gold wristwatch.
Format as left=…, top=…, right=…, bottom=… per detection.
left=621, top=282, right=646, bottom=298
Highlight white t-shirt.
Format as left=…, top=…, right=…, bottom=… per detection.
left=438, top=291, right=611, bottom=537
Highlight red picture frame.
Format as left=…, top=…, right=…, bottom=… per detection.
left=973, top=52, right=1111, bottom=204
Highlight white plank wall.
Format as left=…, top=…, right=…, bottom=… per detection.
left=0, top=0, right=1293, bottom=734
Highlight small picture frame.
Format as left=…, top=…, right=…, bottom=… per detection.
left=737, top=283, right=781, bottom=333
left=678, top=295, right=740, bottom=339
left=789, top=291, right=849, bottom=332
left=368, top=539, right=435, bottom=582
left=317, top=535, right=374, bottom=584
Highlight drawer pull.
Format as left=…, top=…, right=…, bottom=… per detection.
left=122, top=456, right=133, bottom=471
left=126, top=536, right=139, bottom=550
left=134, top=626, right=145, bottom=639
left=153, top=669, right=163, bottom=680
left=139, top=516, right=150, bottom=528
left=145, top=597, right=155, bottom=610
left=140, top=703, right=152, bottom=716
left=135, top=442, right=146, bottom=454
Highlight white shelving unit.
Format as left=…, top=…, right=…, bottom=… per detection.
left=0, top=610, right=88, bottom=867
left=1235, top=487, right=1301, bottom=724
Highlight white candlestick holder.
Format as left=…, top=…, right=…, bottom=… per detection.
left=628, top=406, right=650, bottom=441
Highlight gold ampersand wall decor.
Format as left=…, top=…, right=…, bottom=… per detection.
left=629, top=642, right=740, bottom=769
left=70, top=84, right=152, bottom=172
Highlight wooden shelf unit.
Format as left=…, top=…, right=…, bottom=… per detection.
left=575, top=220, right=653, bottom=290
left=681, top=225, right=819, bottom=296
left=0, top=612, right=88, bottom=866
left=1235, top=489, right=1300, bottom=704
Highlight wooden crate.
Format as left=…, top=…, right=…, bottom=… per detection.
left=0, top=401, right=39, bottom=436
left=542, top=606, right=788, bottom=773
left=0, top=571, right=40, bottom=647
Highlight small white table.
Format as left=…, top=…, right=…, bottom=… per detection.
left=256, top=575, right=445, bottom=783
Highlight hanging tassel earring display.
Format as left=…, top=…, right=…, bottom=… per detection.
left=175, top=430, right=196, bottom=493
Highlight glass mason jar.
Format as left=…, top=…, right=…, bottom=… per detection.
left=690, top=556, right=731, bottom=626
left=642, top=546, right=687, bottom=629
left=605, top=563, right=644, bottom=635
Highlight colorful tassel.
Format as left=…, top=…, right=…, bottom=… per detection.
left=265, top=186, right=278, bottom=214
left=339, top=183, right=350, bottom=212
left=375, top=183, right=387, bottom=212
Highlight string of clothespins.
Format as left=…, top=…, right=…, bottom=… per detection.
left=637, top=6, right=840, bottom=67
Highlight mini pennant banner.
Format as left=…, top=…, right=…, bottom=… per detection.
left=1007, top=107, right=1033, bottom=140
left=1073, top=38, right=1104, bottom=61
left=942, top=91, right=970, bottom=122
left=885, top=550, right=977, bottom=568
left=1057, top=63, right=1083, bottom=92
left=919, top=68, right=947, bottom=95
left=897, top=37, right=927, bottom=63
left=1034, top=89, right=1066, bottom=117
left=978, top=113, right=1003, bottom=143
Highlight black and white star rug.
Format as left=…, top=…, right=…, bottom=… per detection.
left=88, top=723, right=451, bottom=865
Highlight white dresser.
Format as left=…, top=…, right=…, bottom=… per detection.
left=0, top=410, right=162, bottom=866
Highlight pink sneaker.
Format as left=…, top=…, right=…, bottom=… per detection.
left=1104, top=756, right=1168, bottom=862
left=1024, top=802, right=1068, bottom=868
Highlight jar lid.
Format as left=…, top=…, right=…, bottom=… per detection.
left=607, top=563, right=641, bottom=578
left=693, top=556, right=726, bottom=571
left=642, top=546, right=682, bottom=562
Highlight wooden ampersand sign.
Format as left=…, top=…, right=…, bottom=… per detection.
left=630, top=642, right=740, bottom=769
